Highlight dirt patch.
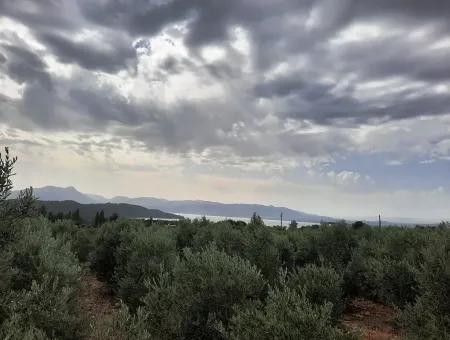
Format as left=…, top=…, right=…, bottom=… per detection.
left=79, top=273, right=116, bottom=318
left=78, top=272, right=118, bottom=339
left=341, top=298, right=402, bottom=340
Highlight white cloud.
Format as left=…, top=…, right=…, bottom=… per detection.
left=327, top=170, right=374, bottom=186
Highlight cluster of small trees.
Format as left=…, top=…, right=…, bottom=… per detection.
left=39, top=206, right=119, bottom=226
left=0, top=148, right=82, bottom=338
left=40, top=207, right=83, bottom=225
left=1, top=147, right=449, bottom=339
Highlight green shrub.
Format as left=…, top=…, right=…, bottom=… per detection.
left=228, top=287, right=356, bottom=340
left=2, top=276, right=81, bottom=339
left=0, top=218, right=81, bottom=339
left=0, top=315, right=49, bottom=340
left=315, top=224, right=358, bottom=270
left=399, top=240, right=450, bottom=339
left=288, top=228, right=319, bottom=267
left=344, top=251, right=382, bottom=300
left=244, top=224, right=281, bottom=283
left=114, top=227, right=177, bottom=309
left=71, top=227, right=98, bottom=263
left=192, top=222, right=248, bottom=259
left=176, top=219, right=199, bottom=250
left=376, top=258, right=418, bottom=307
left=344, top=237, right=419, bottom=307
left=128, top=245, right=267, bottom=339
left=90, top=221, right=135, bottom=282
left=274, top=234, right=295, bottom=270
left=7, top=218, right=79, bottom=291
left=288, top=224, right=358, bottom=271
left=109, top=304, right=151, bottom=340
left=287, top=263, right=344, bottom=320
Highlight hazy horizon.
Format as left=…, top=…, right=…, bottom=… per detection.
left=1, top=1, right=449, bottom=220
left=14, top=184, right=447, bottom=223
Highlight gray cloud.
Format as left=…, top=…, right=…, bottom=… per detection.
left=39, top=32, right=137, bottom=73
left=254, top=71, right=450, bottom=124
left=0, top=0, right=136, bottom=73
left=0, top=44, right=52, bottom=90
left=0, top=0, right=79, bottom=31
left=0, top=0, right=450, bottom=163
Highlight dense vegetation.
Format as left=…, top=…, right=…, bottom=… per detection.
left=36, top=200, right=180, bottom=224
left=1, top=147, right=449, bottom=339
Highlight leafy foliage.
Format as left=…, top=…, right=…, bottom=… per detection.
left=114, top=226, right=177, bottom=308
left=0, top=219, right=81, bottom=339
left=228, top=288, right=356, bottom=340
left=128, top=246, right=266, bottom=339
left=287, top=263, right=344, bottom=320
left=398, top=235, right=450, bottom=339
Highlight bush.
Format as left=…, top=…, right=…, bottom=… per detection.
left=176, top=219, right=199, bottom=250
left=114, top=227, right=177, bottom=309
left=90, top=221, right=136, bottom=282
left=71, top=227, right=98, bottom=263
left=228, top=287, right=356, bottom=340
left=0, top=218, right=82, bottom=339
left=315, top=224, right=358, bottom=270
left=192, top=222, right=248, bottom=259
left=2, top=276, right=80, bottom=339
left=244, top=224, right=281, bottom=283
left=7, top=218, right=80, bottom=291
left=344, top=251, right=382, bottom=300
left=376, top=258, right=418, bottom=307
left=274, top=234, right=295, bottom=270
left=287, top=264, right=344, bottom=320
left=344, top=238, right=419, bottom=307
left=399, top=240, right=450, bottom=339
left=128, top=245, right=267, bottom=339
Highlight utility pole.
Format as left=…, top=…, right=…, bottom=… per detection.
left=280, top=212, right=283, bottom=228
left=378, top=214, right=381, bottom=228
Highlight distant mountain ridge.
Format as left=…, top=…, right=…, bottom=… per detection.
left=14, top=186, right=335, bottom=223
left=109, top=197, right=334, bottom=222
left=16, top=186, right=95, bottom=204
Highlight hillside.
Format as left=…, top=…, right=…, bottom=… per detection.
left=110, top=197, right=334, bottom=222
left=36, top=200, right=181, bottom=222
left=12, top=186, right=97, bottom=204
left=16, top=186, right=335, bottom=223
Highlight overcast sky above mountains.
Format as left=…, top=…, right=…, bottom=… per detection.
left=1, top=1, right=449, bottom=219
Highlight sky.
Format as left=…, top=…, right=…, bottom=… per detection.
left=0, top=0, right=449, bottom=221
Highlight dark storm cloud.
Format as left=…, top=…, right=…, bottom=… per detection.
left=0, top=0, right=136, bottom=73
left=328, top=32, right=450, bottom=82
left=349, top=1, right=450, bottom=26
left=67, top=86, right=152, bottom=126
left=0, top=0, right=79, bottom=32
left=254, top=70, right=450, bottom=124
left=1, top=0, right=450, bottom=159
left=75, top=0, right=450, bottom=122
left=0, top=44, right=52, bottom=89
left=39, top=32, right=136, bottom=73
left=77, top=0, right=236, bottom=45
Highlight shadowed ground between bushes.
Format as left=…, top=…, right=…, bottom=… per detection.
left=341, top=298, right=402, bottom=340
left=78, top=272, right=118, bottom=339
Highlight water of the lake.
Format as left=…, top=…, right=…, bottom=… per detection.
left=174, top=213, right=314, bottom=227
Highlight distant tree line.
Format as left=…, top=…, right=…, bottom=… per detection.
left=38, top=205, right=119, bottom=227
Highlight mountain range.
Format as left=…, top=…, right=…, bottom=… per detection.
left=13, top=186, right=335, bottom=223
